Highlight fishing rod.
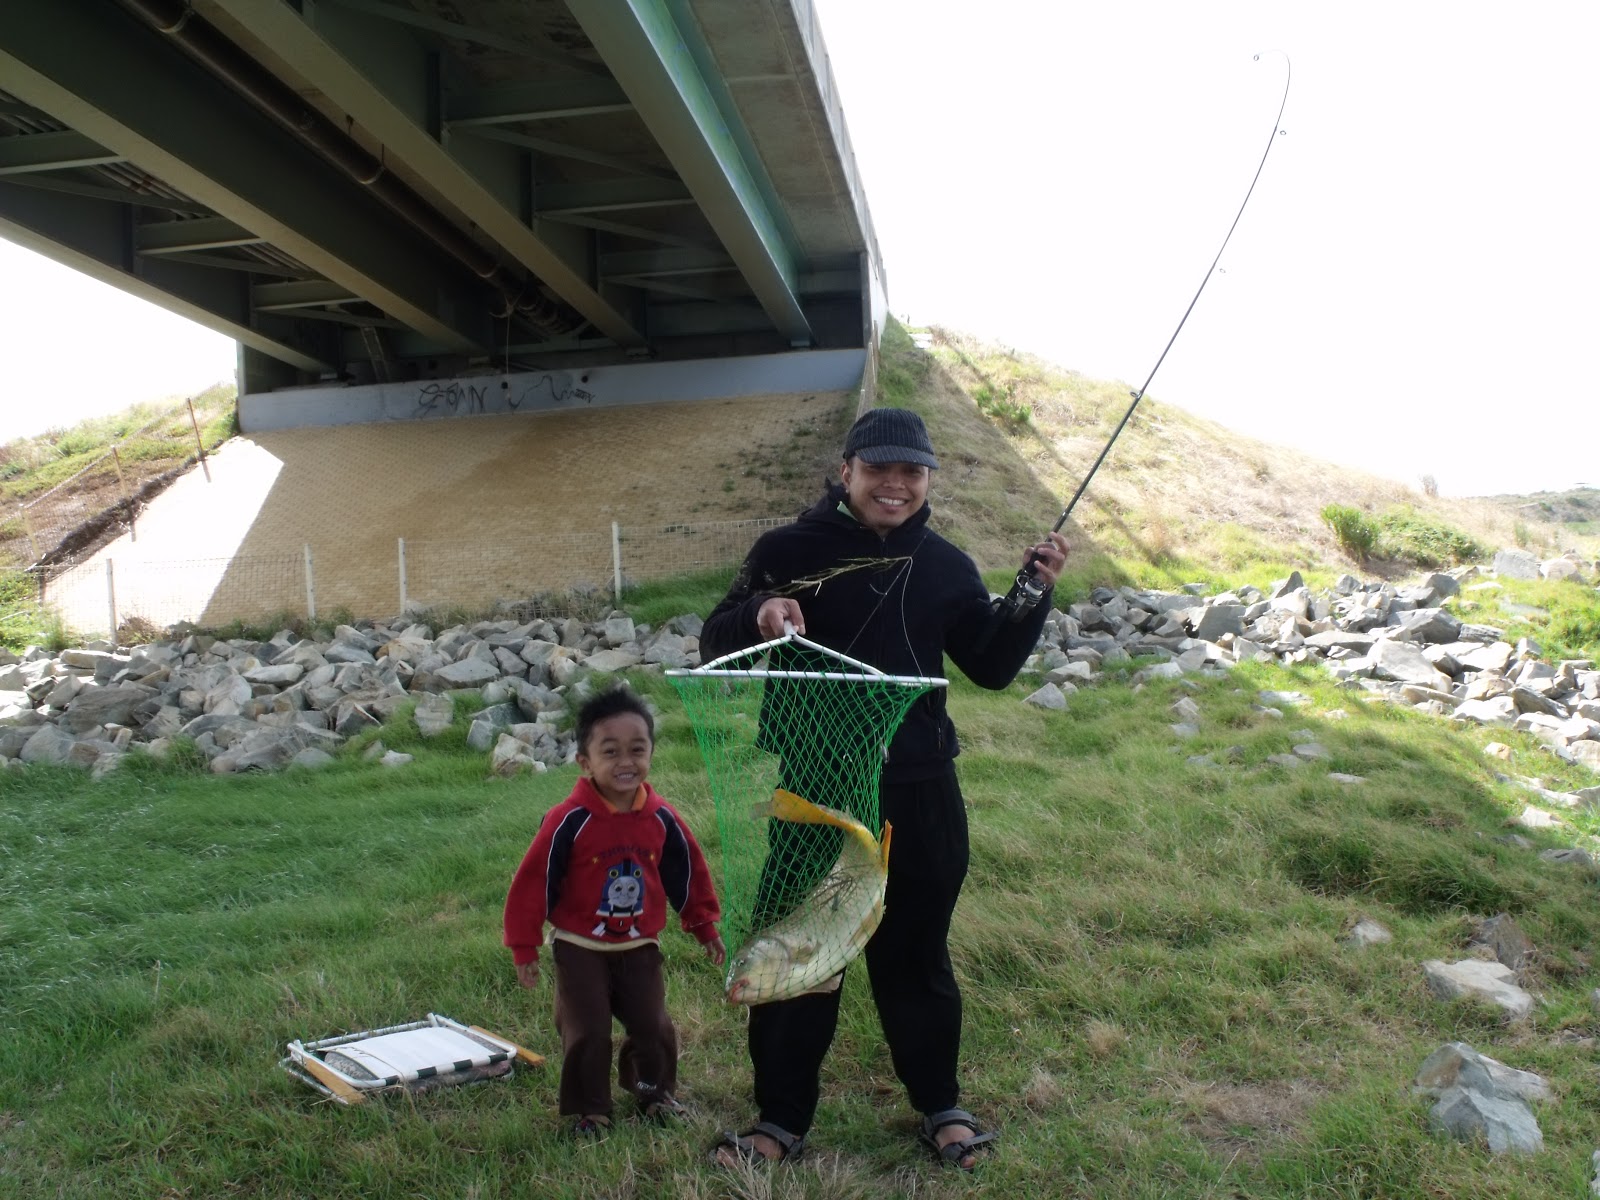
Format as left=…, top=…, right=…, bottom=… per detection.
left=975, top=52, right=1291, bottom=650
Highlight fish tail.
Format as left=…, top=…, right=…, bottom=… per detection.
left=765, top=789, right=882, bottom=858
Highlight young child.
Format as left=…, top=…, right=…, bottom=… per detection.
left=504, top=686, right=725, bottom=1136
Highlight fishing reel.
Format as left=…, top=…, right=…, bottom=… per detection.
left=972, top=561, right=1047, bottom=652
left=993, top=564, right=1048, bottom=625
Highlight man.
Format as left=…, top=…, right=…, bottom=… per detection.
left=702, top=407, right=1067, bottom=1170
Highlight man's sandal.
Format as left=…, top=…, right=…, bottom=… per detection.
left=918, top=1108, right=998, bottom=1171
left=572, top=1114, right=612, bottom=1138
left=710, top=1121, right=806, bottom=1166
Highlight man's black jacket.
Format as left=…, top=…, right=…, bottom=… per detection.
left=700, top=484, right=1052, bottom=783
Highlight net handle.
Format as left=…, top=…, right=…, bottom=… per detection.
left=690, top=624, right=938, bottom=682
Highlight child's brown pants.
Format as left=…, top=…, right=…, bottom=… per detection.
left=551, top=940, right=678, bottom=1117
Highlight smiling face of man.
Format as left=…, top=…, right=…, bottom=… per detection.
left=840, top=457, right=930, bottom=536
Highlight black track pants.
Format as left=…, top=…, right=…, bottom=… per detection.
left=747, top=770, right=970, bottom=1135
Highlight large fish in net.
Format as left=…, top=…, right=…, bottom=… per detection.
left=725, top=789, right=892, bottom=1005
left=667, top=630, right=943, bottom=1004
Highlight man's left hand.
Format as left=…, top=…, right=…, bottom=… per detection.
left=1025, top=531, right=1069, bottom=588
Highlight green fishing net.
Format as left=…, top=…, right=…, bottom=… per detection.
left=667, top=633, right=944, bottom=957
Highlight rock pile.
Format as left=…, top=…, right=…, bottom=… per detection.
left=1022, top=562, right=1600, bottom=785
left=0, top=612, right=702, bottom=777
left=2, top=551, right=1596, bottom=783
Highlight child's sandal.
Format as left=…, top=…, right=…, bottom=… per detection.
left=640, top=1094, right=687, bottom=1122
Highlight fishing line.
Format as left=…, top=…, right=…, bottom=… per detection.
left=975, top=51, right=1292, bottom=650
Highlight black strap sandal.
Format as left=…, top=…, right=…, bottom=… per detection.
left=918, top=1108, right=998, bottom=1170
left=710, top=1121, right=806, bottom=1166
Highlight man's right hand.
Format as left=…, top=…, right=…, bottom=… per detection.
left=756, top=597, right=805, bottom=639
left=516, top=960, right=540, bottom=989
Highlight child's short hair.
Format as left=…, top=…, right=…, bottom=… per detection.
left=575, top=686, right=655, bottom=752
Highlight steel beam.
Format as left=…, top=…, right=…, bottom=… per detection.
left=0, top=130, right=124, bottom=175
left=445, top=79, right=634, bottom=126
left=135, top=216, right=265, bottom=254
left=0, top=0, right=490, bottom=355
left=211, top=0, right=648, bottom=348
left=565, top=0, right=812, bottom=347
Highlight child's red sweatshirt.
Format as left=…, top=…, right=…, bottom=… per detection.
left=503, top=776, right=720, bottom=965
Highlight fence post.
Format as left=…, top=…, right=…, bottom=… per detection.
left=106, top=558, right=118, bottom=644
left=110, top=446, right=135, bottom=542
left=17, top=504, right=40, bottom=563
left=612, top=521, right=622, bottom=604
left=303, top=543, right=316, bottom=620
left=187, top=398, right=212, bottom=482
left=398, top=537, right=408, bottom=615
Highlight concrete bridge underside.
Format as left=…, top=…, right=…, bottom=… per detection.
left=0, top=0, right=887, bottom=418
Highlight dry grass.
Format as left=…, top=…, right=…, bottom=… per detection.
left=912, top=326, right=1597, bottom=578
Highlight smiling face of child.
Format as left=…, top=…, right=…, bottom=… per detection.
left=577, top=711, right=654, bottom=811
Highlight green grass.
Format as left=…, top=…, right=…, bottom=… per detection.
left=1453, top=576, right=1600, bottom=663
left=5, top=638, right=1600, bottom=1197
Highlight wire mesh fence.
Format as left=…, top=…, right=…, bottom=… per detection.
left=24, top=517, right=783, bottom=640
left=5, top=391, right=229, bottom=569
left=43, top=553, right=306, bottom=640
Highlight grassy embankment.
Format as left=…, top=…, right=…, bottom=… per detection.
left=4, top=324, right=1600, bottom=1196
left=4, top=560, right=1600, bottom=1198
left=0, top=386, right=237, bottom=626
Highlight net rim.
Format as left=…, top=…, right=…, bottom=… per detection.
left=667, top=668, right=948, bottom=686
left=669, top=629, right=946, bottom=689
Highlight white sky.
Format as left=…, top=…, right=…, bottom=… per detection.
left=0, top=238, right=237, bottom=442
left=814, top=0, right=1599, bottom=497
left=2, top=1, right=1595, bottom=497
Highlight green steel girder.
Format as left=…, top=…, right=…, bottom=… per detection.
left=0, top=0, right=491, bottom=357
left=135, top=217, right=265, bottom=255
left=320, top=0, right=611, bottom=77
left=564, top=0, right=813, bottom=347
left=211, top=0, right=648, bottom=347
left=0, top=129, right=125, bottom=175
left=534, top=178, right=695, bottom=216
left=445, top=78, right=635, bottom=126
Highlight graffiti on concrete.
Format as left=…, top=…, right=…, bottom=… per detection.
left=413, top=373, right=595, bottom=418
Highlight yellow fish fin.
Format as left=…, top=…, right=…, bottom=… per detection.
left=765, top=789, right=880, bottom=860
left=880, top=820, right=892, bottom=872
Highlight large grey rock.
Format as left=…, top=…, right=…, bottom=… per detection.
left=467, top=702, right=522, bottom=750
left=1453, top=697, right=1518, bottom=726
left=1542, top=557, right=1584, bottom=582
left=433, top=657, right=503, bottom=687
left=1492, top=548, right=1540, bottom=580
left=1422, top=959, right=1533, bottom=1018
left=1189, top=603, right=1246, bottom=641
left=1024, top=683, right=1069, bottom=710
left=20, top=724, right=78, bottom=764
left=1366, top=639, right=1452, bottom=687
left=1394, top=608, right=1463, bottom=644
left=243, top=663, right=305, bottom=686
left=1469, top=913, right=1533, bottom=970
left=584, top=647, right=644, bottom=673
left=1428, top=1087, right=1543, bottom=1154
left=412, top=693, right=455, bottom=738
left=58, top=684, right=157, bottom=733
